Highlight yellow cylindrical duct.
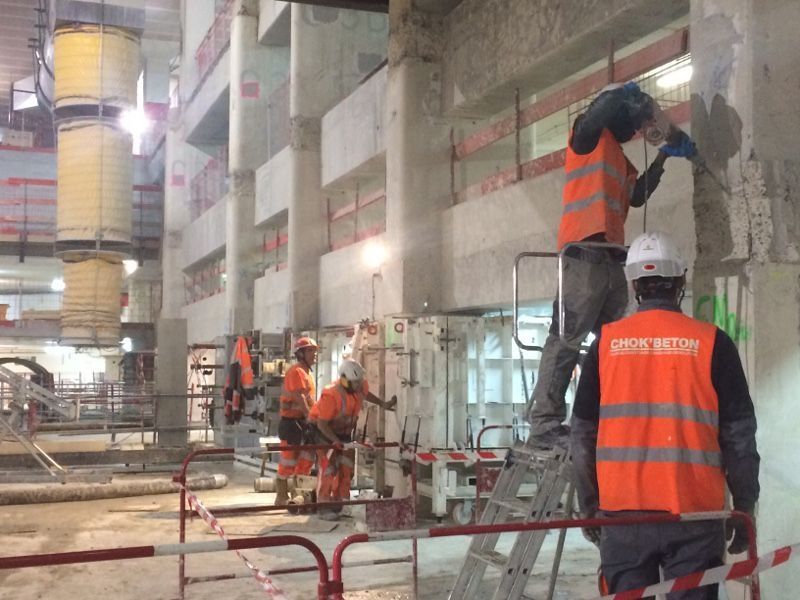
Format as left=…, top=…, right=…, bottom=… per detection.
left=60, top=259, right=123, bottom=346
left=56, top=119, right=133, bottom=245
left=54, top=21, right=140, bottom=346
left=53, top=25, right=139, bottom=108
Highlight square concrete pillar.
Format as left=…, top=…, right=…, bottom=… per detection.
left=155, top=318, right=188, bottom=446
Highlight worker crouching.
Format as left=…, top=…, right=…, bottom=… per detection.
left=308, top=359, right=366, bottom=521
left=275, top=337, right=318, bottom=506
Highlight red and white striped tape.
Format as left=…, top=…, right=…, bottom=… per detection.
left=183, top=486, right=289, bottom=599
left=402, top=449, right=507, bottom=464
left=594, top=541, right=797, bottom=599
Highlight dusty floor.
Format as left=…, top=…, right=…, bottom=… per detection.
left=0, top=462, right=601, bottom=599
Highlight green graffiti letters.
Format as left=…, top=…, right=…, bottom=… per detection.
left=694, top=294, right=750, bottom=341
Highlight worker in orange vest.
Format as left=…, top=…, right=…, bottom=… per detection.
left=275, top=336, right=318, bottom=506
left=308, top=359, right=366, bottom=521
left=223, top=336, right=255, bottom=425
left=571, top=232, right=760, bottom=598
left=527, top=81, right=697, bottom=449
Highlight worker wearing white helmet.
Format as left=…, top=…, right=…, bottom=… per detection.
left=308, top=359, right=367, bottom=520
left=527, top=81, right=697, bottom=450
left=570, top=232, right=760, bottom=598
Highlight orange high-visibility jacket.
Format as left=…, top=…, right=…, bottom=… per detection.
left=279, top=363, right=316, bottom=419
left=223, top=336, right=255, bottom=424
left=557, top=128, right=638, bottom=250
left=597, top=309, right=725, bottom=514
left=309, top=381, right=366, bottom=435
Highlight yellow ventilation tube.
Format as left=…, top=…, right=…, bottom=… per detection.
left=53, top=24, right=139, bottom=108
left=61, top=258, right=123, bottom=346
left=57, top=119, right=133, bottom=245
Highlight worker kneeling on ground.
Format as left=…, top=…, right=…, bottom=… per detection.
left=309, top=359, right=366, bottom=521
left=571, top=232, right=760, bottom=599
left=275, top=336, right=318, bottom=506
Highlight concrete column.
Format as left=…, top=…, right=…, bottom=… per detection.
left=691, top=2, right=800, bottom=596
left=155, top=318, right=188, bottom=446
left=226, top=0, right=268, bottom=334
left=384, top=0, right=451, bottom=315
left=161, top=127, right=190, bottom=319
left=286, top=5, right=327, bottom=330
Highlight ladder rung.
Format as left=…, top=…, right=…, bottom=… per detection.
left=470, top=549, right=508, bottom=570
left=492, top=497, right=531, bottom=516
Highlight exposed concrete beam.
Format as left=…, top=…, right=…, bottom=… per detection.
left=285, top=0, right=387, bottom=13
left=441, top=0, right=689, bottom=117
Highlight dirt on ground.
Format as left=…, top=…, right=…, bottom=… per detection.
left=0, top=463, right=600, bottom=599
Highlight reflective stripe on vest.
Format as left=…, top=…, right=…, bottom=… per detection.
left=557, top=128, right=637, bottom=250
left=597, top=309, right=724, bottom=514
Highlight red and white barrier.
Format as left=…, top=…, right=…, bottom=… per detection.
left=404, top=449, right=507, bottom=464
left=183, top=486, right=288, bottom=599
left=594, top=542, right=797, bottom=600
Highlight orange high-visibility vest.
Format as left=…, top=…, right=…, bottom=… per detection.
left=309, top=383, right=362, bottom=435
left=279, top=363, right=316, bottom=419
left=557, top=128, right=638, bottom=250
left=223, top=336, right=255, bottom=423
left=597, top=309, right=725, bottom=514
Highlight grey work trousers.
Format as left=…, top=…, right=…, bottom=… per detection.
left=600, top=512, right=726, bottom=599
left=526, top=250, right=628, bottom=435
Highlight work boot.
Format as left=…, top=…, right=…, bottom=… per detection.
left=528, top=425, right=571, bottom=451
left=274, top=478, right=290, bottom=506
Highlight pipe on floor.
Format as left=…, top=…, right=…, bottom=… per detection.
left=0, top=473, right=228, bottom=506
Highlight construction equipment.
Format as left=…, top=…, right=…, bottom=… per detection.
left=449, top=443, right=574, bottom=600
left=0, top=365, right=77, bottom=421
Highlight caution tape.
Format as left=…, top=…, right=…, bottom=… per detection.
left=401, top=449, right=507, bottom=464
left=182, top=486, right=289, bottom=599
left=594, top=541, right=797, bottom=599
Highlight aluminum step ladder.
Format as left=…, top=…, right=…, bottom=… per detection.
left=0, top=365, right=76, bottom=420
left=0, top=412, right=67, bottom=480
left=449, top=442, right=574, bottom=600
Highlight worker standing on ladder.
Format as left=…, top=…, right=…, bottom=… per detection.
left=309, top=359, right=366, bottom=521
left=275, top=336, right=318, bottom=506
left=527, top=81, right=697, bottom=449
left=571, top=232, right=760, bottom=598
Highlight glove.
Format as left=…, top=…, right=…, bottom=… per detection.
left=726, top=511, right=753, bottom=555
left=581, top=511, right=601, bottom=547
left=622, top=81, right=641, bottom=95
left=660, top=131, right=696, bottom=158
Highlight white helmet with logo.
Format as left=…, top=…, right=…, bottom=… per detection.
left=625, top=231, right=686, bottom=281
left=339, top=359, right=365, bottom=392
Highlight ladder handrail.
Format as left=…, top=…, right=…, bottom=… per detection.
left=0, top=365, right=76, bottom=420
left=512, top=242, right=628, bottom=352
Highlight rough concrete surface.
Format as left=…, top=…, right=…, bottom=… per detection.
left=0, top=464, right=601, bottom=599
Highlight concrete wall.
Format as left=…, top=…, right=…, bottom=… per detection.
left=321, top=65, right=387, bottom=188
left=253, top=268, right=289, bottom=332
left=440, top=0, right=689, bottom=116
left=181, top=195, right=227, bottom=268
left=183, top=52, right=231, bottom=147
left=0, top=148, right=56, bottom=179
left=259, top=0, right=290, bottom=44
left=255, top=147, right=291, bottom=224
left=181, top=292, right=225, bottom=344
left=319, top=234, right=386, bottom=326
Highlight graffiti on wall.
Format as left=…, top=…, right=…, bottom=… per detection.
left=694, top=294, right=750, bottom=342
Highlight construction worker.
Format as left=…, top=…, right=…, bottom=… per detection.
left=527, top=81, right=697, bottom=449
left=309, top=359, right=366, bottom=520
left=571, top=232, right=760, bottom=598
left=275, top=336, right=318, bottom=506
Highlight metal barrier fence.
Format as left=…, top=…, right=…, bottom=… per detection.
left=174, top=443, right=414, bottom=598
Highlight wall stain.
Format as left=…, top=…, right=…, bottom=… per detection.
left=695, top=293, right=750, bottom=341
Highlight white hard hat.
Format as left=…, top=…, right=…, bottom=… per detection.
left=339, top=359, right=365, bottom=385
left=625, top=232, right=686, bottom=281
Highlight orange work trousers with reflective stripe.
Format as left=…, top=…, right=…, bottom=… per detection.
left=276, top=440, right=314, bottom=480
left=316, top=448, right=354, bottom=502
